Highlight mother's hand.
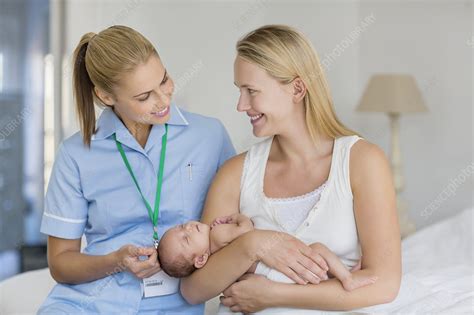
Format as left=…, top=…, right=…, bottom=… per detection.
left=253, top=230, right=329, bottom=284
left=220, top=273, right=273, bottom=314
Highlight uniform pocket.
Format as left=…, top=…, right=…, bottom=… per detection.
left=180, top=162, right=213, bottom=221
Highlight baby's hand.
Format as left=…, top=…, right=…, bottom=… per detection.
left=210, top=215, right=233, bottom=229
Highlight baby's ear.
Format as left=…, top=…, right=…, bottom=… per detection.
left=194, top=253, right=209, bottom=269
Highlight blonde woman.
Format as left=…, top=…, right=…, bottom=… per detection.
left=38, top=26, right=234, bottom=314
left=181, top=25, right=401, bottom=313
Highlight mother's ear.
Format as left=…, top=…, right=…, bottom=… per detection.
left=292, top=77, right=307, bottom=104
left=94, top=87, right=115, bottom=107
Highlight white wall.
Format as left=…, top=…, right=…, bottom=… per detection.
left=357, top=0, right=473, bottom=227
left=61, top=0, right=473, bottom=229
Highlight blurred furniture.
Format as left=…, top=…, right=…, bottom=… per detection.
left=0, top=0, right=50, bottom=281
left=0, top=93, right=26, bottom=251
left=357, top=74, right=428, bottom=238
left=0, top=268, right=56, bottom=315
left=20, top=244, right=48, bottom=272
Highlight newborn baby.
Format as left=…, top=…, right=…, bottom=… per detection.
left=158, top=213, right=377, bottom=291
left=157, top=213, right=254, bottom=278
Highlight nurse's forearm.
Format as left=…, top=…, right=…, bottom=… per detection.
left=49, top=250, right=119, bottom=284
left=180, top=230, right=258, bottom=304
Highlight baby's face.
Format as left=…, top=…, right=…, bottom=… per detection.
left=161, top=221, right=211, bottom=260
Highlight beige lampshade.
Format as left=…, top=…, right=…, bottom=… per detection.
left=357, top=74, right=428, bottom=113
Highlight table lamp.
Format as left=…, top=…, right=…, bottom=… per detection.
left=357, top=74, right=428, bottom=237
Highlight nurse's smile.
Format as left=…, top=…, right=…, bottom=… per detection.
left=151, top=106, right=170, bottom=118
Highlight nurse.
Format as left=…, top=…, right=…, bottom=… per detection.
left=38, top=25, right=235, bottom=314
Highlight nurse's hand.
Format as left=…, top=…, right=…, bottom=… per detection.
left=115, top=245, right=161, bottom=279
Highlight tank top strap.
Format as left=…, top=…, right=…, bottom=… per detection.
left=331, top=135, right=364, bottom=198
left=240, top=137, right=273, bottom=211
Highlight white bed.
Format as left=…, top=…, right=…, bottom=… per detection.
left=1, top=208, right=472, bottom=314
left=355, top=207, right=473, bottom=314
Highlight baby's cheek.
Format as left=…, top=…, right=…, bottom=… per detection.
left=198, top=234, right=211, bottom=252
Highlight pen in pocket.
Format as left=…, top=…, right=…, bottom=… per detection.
left=187, top=162, right=193, bottom=181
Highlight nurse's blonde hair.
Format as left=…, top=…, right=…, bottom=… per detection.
left=72, top=25, right=158, bottom=147
left=236, top=25, right=359, bottom=143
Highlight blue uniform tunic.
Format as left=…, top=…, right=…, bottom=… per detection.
left=38, top=104, right=235, bottom=314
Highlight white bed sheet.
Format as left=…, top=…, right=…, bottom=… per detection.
left=357, top=207, right=473, bottom=314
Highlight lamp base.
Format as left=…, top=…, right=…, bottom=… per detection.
left=397, top=197, right=417, bottom=238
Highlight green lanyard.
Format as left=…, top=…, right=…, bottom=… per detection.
left=113, top=124, right=168, bottom=249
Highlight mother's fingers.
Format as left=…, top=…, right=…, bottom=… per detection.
left=281, top=266, right=307, bottom=285
left=300, top=248, right=329, bottom=274
left=219, top=295, right=235, bottom=307
left=222, top=284, right=234, bottom=297
left=297, top=254, right=328, bottom=281
left=291, top=262, right=320, bottom=284
left=237, top=273, right=254, bottom=282
left=230, top=305, right=242, bottom=313
left=301, top=246, right=329, bottom=271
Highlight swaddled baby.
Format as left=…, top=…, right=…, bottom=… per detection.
left=157, top=213, right=376, bottom=291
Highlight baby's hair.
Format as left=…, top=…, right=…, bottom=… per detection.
left=158, top=237, right=196, bottom=278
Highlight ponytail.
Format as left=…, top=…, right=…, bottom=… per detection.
left=71, top=26, right=158, bottom=147
left=72, top=32, right=96, bottom=147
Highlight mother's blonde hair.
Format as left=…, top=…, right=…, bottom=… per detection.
left=236, top=25, right=359, bottom=143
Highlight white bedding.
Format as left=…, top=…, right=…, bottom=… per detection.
left=357, top=207, right=473, bottom=314
left=213, top=208, right=474, bottom=314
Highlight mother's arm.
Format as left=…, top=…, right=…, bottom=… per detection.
left=180, top=153, right=254, bottom=303
left=181, top=154, right=328, bottom=304
left=221, top=141, right=402, bottom=312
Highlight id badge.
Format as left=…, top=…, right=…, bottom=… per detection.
left=143, top=270, right=180, bottom=298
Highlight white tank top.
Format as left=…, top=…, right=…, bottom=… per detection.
left=240, top=135, right=363, bottom=266
left=265, top=181, right=327, bottom=233
left=218, top=135, right=363, bottom=315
